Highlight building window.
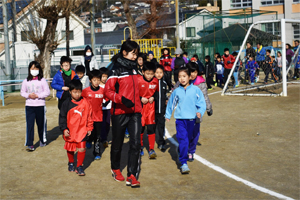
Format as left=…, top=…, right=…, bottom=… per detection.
left=0, top=33, right=2, bottom=39
left=230, top=0, right=252, bottom=8
left=21, top=31, right=33, bottom=41
left=186, top=27, right=196, bottom=37
left=293, top=0, right=299, bottom=3
left=261, top=22, right=281, bottom=36
left=261, top=0, right=284, bottom=5
left=61, top=30, right=74, bottom=40
left=294, top=25, right=300, bottom=39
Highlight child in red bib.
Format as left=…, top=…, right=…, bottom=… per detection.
left=82, top=69, right=104, bottom=160
left=59, top=79, right=93, bottom=176
left=138, top=62, right=159, bottom=159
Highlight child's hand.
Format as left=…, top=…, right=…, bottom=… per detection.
left=165, top=100, right=168, bottom=105
left=196, top=112, right=201, bottom=119
left=148, top=97, right=154, bottom=104
left=166, top=118, right=170, bottom=122
left=29, top=93, right=38, bottom=99
left=141, top=97, right=148, bottom=104
left=62, top=86, right=69, bottom=91
left=87, top=131, right=91, bottom=136
left=64, top=129, right=70, bottom=137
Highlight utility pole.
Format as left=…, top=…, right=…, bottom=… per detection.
left=175, top=0, right=180, bottom=49
left=90, top=0, right=96, bottom=54
left=2, top=0, right=12, bottom=92
left=12, top=0, right=16, bottom=70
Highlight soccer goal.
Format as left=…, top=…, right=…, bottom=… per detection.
left=221, top=19, right=300, bottom=97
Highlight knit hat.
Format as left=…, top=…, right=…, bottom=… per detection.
left=174, top=48, right=183, bottom=55
left=148, top=51, right=154, bottom=56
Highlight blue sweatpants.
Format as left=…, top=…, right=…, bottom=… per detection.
left=25, top=106, right=47, bottom=146
left=250, top=69, right=256, bottom=83
left=189, top=122, right=200, bottom=154
left=176, top=119, right=197, bottom=165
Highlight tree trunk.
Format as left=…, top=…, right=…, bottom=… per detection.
left=66, top=12, right=70, bottom=57
left=122, top=0, right=138, bottom=39
left=149, top=1, right=158, bottom=39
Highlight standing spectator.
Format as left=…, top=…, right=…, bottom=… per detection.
left=246, top=55, right=259, bottom=85
left=159, top=48, right=173, bottom=91
left=80, top=45, right=99, bottom=75
left=222, top=48, right=235, bottom=86
left=183, top=52, right=190, bottom=62
left=294, top=40, right=299, bottom=53
left=286, top=43, right=294, bottom=65
left=263, top=50, right=273, bottom=84
left=148, top=51, right=158, bottom=65
left=214, top=56, right=224, bottom=87
left=193, top=54, right=205, bottom=74
left=245, top=41, right=256, bottom=63
left=204, top=55, right=215, bottom=90
left=171, top=48, right=188, bottom=83
left=255, top=42, right=266, bottom=81
left=232, top=52, right=242, bottom=87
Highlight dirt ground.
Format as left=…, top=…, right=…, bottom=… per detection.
left=0, top=83, right=299, bottom=199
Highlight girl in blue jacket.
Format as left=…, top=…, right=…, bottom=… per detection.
left=166, top=67, right=206, bottom=174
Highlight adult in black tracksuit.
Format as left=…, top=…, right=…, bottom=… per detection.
left=153, top=65, right=168, bottom=151
left=104, top=40, right=142, bottom=187
left=204, top=55, right=215, bottom=89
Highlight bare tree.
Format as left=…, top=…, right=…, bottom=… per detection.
left=144, top=0, right=165, bottom=39
left=121, top=0, right=138, bottom=39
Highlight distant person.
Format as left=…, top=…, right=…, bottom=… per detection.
left=192, top=54, right=205, bottom=75
left=137, top=53, right=146, bottom=76
left=59, top=79, right=93, bottom=176
left=75, top=65, right=89, bottom=89
left=214, top=56, right=224, bottom=87
left=51, top=56, right=78, bottom=110
left=222, top=48, right=235, bottom=86
left=232, top=52, right=242, bottom=87
left=286, top=43, right=294, bottom=65
left=148, top=51, right=158, bottom=65
left=80, top=45, right=99, bottom=75
left=276, top=51, right=283, bottom=81
left=159, top=48, right=173, bottom=91
left=183, top=52, right=190, bottom=62
left=21, top=61, right=50, bottom=151
left=255, top=42, right=266, bottom=81
left=263, top=50, right=273, bottom=84
left=82, top=69, right=104, bottom=160
left=204, top=55, right=215, bottom=90
left=171, top=48, right=188, bottom=83
left=246, top=54, right=259, bottom=85
left=245, top=41, right=256, bottom=63
left=294, top=40, right=299, bottom=53
left=166, top=67, right=206, bottom=174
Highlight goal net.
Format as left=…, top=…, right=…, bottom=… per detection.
left=222, top=19, right=300, bottom=97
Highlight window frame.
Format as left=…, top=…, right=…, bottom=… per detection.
left=261, top=0, right=284, bottom=6
left=230, top=0, right=252, bottom=8
left=294, top=25, right=300, bottom=39
left=61, top=30, right=74, bottom=40
left=186, top=27, right=196, bottom=38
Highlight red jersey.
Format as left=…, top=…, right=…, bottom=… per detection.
left=222, top=54, right=235, bottom=69
left=138, top=76, right=159, bottom=126
left=59, top=97, right=94, bottom=151
left=82, top=86, right=104, bottom=122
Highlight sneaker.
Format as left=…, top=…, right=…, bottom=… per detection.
left=148, top=149, right=157, bottom=159
left=207, top=88, right=213, bottom=91
left=40, top=141, right=46, bottom=147
left=140, top=148, right=144, bottom=156
left=214, top=82, right=217, bottom=87
left=95, top=155, right=101, bottom=160
left=251, top=83, right=255, bottom=85
left=126, top=174, right=140, bottom=187
left=188, top=153, right=194, bottom=162
left=158, top=145, right=166, bottom=152
left=26, top=146, right=35, bottom=151
left=125, top=133, right=129, bottom=139
left=86, top=142, right=92, bottom=149
left=257, top=76, right=259, bottom=82
left=111, top=169, right=125, bottom=182
left=180, top=163, right=190, bottom=174
left=255, top=77, right=258, bottom=83
left=103, top=141, right=109, bottom=148
left=68, top=162, right=75, bottom=172
left=75, top=166, right=85, bottom=176
left=235, top=84, right=239, bottom=88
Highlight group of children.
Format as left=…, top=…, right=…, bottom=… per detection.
left=21, top=40, right=213, bottom=188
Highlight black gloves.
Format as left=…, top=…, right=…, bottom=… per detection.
left=227, top=61, right=231, bottom=64
left=122, top=96, right=134, bottom=108
left=102, top=100, right=110, bottom=107
left=207, top=109, right=213, bottom=116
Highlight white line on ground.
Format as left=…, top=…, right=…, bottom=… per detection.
left=163, top=87, right=296, bottom=200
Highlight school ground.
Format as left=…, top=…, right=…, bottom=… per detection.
left=0, top=83, right=299, bottom=199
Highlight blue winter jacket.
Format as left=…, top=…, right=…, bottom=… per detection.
left=166, top=84, right=206, bottom=120
left=256, top=47, right=266, bottom=62
left=51, top=69, right=78, bottom=99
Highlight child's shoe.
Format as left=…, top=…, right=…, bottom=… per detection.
left=40, top=141, right=46, bottom=147
left=180, top=163, right=190, bottom=174
left=148, top=149, right=157, bottom=159
left=75, top=166, right=85, bottom=176
left=111, top=169, right=125, bottom=182
left=214, top=82, right=217, bottom=86
left=26, top=146, right=35, bottom=151
left=126, top=174, right=140, bottom=187
left=158, top=144, right=166, bottom=152
left=188, top=153, right=194, bottom=162
left=140, top=148, right=144, bottom=156
left=208, top=88, right=213, bottom=91
left=86, top=142, right=92, bottom=149
left=103, top=141, right=109, bottom=148
left=251, top=83, right=255, bottom=85
left=68, top=162, right=75, bottom=172
left=95, top=155, right=101, bottom=160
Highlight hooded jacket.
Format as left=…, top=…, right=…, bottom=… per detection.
left=255, top=46, right=266, bottom=62
left=104, top=56, right=142, bottom=115
left=80, top=45, right=99, bottom=73
left=51, top=69, right=78, bottom=99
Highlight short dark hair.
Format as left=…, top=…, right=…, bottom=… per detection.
left=27, top=61, right=43, bottom=81
left=156, top=64, right=164, bottom=72
left=257, top=42, right=262, bottom=45
left=69, top=79, right=82, bottom=91
left=271, top=56, right=275, bottom=58
left=142, top=61, right=156, bottom=72
left=193, top=54, right=199, bottom=59
left=100, top=67, right=109, bottom=76
left=249, top=54, right=255, bottom=58
left=232, top=52, right=238, bottom=57
left=183, top=52, right=188, bottom=56
left=215, top=53, right=220, bottom=56
left=217, top=55, right=221, bottom=59
left=224, top=48, right=229, bottom=52
left=88, top=69, right=102, bottom=80
left=75, top=65, right=85, bottom=73
left=295, top=40, right=299, bottom=43
left=178, top=66, right=190, bottom=76
left=246, top=41, right=253, bottom=46
left=205, top=55, right=211, bottom=61
left=266, top=49, right=271, bottom=53
left=186, top=62, right=199, bottom=75
left=137, top=53, right=147, bottom=62
left=60, top=56, right=72, bottom=65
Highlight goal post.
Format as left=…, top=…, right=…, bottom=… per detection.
left=221, top=19, right=300, bottom=97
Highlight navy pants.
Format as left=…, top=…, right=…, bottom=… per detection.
left=89, top=122, right=102, bottom=156
left=100, top=110, right=111, bottom=143
left=176, top=119, right=198, bottom=165
left=25, top=106, right=47, bottom=146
